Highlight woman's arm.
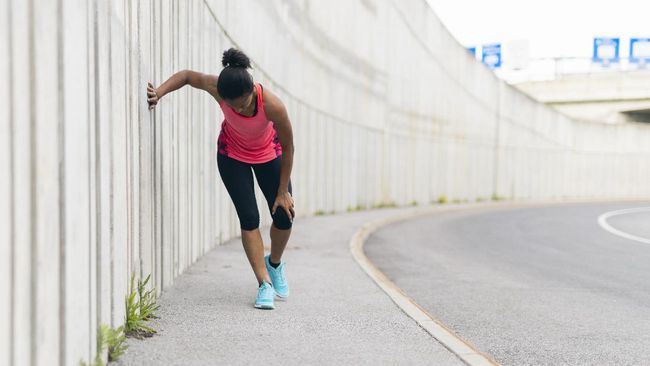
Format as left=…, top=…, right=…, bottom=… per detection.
left=147, top=70, right=221, bottom=110
left=263, top=87, right=296, bottom=220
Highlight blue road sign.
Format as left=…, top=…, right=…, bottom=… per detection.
left=592, top=37, right=620, bottom=64
left=482, top=44, right=501, bottom=69
left=630, top=38, right=650, bottom=63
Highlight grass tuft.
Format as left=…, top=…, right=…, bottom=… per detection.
left=372, top=201, right=397, bottom=209
left=106, top=325, right=128, bottom=362
left=491, top=193, right=506, bottom=201
left=125, top=273, right=160, bottom=339
left=79, top=323, right=128, bottom=365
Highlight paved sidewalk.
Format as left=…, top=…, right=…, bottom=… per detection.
left=114, top=206, right=465, bottom=365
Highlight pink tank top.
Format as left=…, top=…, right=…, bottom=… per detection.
left=217, top=83, right=282, bottom=163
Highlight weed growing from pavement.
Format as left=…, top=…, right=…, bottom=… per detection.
left=372, top=201, right=397, bottom=209
left=79, top=272, right=160, bottom=365
left=125, top=273, right=160, bottom=339
left=79, top=323, right=128, bottom=366
left=491, top=193, right=506, bottom=201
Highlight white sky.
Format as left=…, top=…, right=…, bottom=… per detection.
left=425, top=0, right=650, bottom=59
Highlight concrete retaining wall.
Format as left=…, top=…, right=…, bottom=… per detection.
left=2, top=0, right=649, bottom=364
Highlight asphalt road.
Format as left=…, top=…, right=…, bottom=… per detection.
left=365, top=201, right=650, bottom=366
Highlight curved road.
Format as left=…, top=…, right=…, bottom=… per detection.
left=365, top=201, right=650, bottom=366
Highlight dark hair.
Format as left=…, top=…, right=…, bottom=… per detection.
left=217, top=48, right=254, bottom=100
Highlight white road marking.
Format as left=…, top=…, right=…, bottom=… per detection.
left=597, top=207, right=650, bottom=245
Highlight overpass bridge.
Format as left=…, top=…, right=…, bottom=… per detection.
left=514, top=70, right=650, bottom=124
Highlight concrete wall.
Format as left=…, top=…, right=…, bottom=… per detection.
left=2, top=0, right=650, bottom=365
left=3, top=0, right=223, bottom=364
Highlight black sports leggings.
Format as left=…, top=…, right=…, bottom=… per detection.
left=217, top=153, right=293, bottom=231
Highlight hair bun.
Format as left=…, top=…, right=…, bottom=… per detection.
left=222, top=48, right=251, bottom=69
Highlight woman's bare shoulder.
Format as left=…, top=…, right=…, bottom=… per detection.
left=261, top=85, right=286, bottom=116
left=261, top=85, right=292, bottom=125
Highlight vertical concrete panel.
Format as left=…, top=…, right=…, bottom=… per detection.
left=335, top=123, right=343, bottom=210
left=169, top=0, right=178, bottom=269
left=174, top=1, right=183, bottom=269
left=127, top=0, right=136, bottom=287
left=307, top=114, right=317, bottom=213
left=11, top=0, right=33, bottom=363
left=200, top=0, right=207, bottom=255
left=208, top=10, right=217, bottom=247
left=31, top=1, right=65, bottom=358
left=188, top=0, right=196, bottom=261
left=86, top=0, right=99, bottom=361
left=314, top=116, right=323, bottom=210
left=199, top=32, right=206, bottom=254
left=160, top=0, right=173, bottom=289
left=150, top=0, right=163, bottom=295
left=33, top=0, right=62, bottom=361
left=190, top=0, right=199, bottom=260
left=92, top=0, right=113, bottom=343
left=62, top=0, right=91, bottom=363
left=109, top=0, right=128, bottom=328
left=179, top=0, right=188, bottom=269
left=188, top=1, right=196, bottom=260
left=124, top=0, right=134, bottom=281
left=127, top=0, right=141, bottom=279
left=173, top=0, right=181, bottom=275
left=138, top=0, right=154, bottom=286
left=0, top=0, right=12, bottom=363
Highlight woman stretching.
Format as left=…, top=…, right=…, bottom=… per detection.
left=146, top=48, right=295, bottom=310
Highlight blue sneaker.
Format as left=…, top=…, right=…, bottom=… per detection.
left=254, top=281, right=275, bottom=309
left=264, top=255, right=290, bottom=298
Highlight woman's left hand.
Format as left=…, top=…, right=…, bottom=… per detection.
left=272, top=191, right=295, bottom=221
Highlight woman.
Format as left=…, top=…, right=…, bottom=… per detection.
left=146, top=48, right=295, bottom=310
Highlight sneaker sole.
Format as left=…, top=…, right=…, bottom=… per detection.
left=274, top=291, right=289, bottom=299
left=254, top=303, right=275, bottom=309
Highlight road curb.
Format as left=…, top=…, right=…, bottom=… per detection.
left=349, top=203, right=502, bottom=366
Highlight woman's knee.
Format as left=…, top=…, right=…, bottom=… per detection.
left=272, top=209, right=293, bottom=230
left=239, top=211, right=260, bottom=231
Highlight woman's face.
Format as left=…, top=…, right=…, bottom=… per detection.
left=225, top=90, right=255, bottom=115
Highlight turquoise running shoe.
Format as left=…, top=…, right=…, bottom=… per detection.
left=254, top=281, right=275, bottom=309
left=264, top=254, right=290, bottom=298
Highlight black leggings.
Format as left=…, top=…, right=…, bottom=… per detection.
left=217, top=153, right=293, bottom=231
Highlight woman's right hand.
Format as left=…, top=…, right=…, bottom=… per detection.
left=147, top=82, right=159, bottom=110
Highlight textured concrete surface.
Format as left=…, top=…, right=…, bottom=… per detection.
left=365, top=200, right=650, bottom=366
left=114, top=206, right=466, bottom=366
